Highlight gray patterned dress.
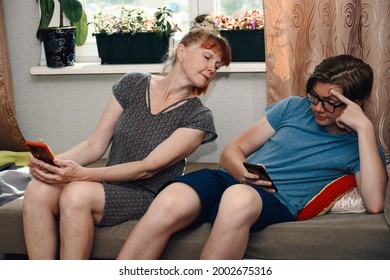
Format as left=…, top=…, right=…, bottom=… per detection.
left=97, top=72, right=217, bottom=226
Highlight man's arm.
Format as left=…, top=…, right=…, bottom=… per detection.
left=355, top=122, right=387, bottom=213
left=332, top=91, right=388, bottom=213
left=220, top=116, right=276, bottom=184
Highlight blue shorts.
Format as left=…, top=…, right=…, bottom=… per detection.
left=166, top=169, right=295, bottom=232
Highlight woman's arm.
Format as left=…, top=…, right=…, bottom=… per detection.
left=34, top=126, right=207, bottom=183
left=56, top=95, right=122, bottom=165
left=29, top=95, right=122, bottom=181
left=89, top=127, right=207, bottom=182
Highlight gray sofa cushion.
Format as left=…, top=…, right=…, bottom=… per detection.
left=246, top=213, right=390, bottom=259
left=0, top=198, right=26, bottom=255
left=92, top=221, right=211, bottom=260
left=91, top=212, right=390, bottom=260
left=385, top=164, right=390, bottom=227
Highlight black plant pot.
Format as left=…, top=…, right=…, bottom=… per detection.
left=93, top=32, right=170, bottom=64
left=40, top=27, right=76, bottom=68
left=219, top=29, right=265, bottom=62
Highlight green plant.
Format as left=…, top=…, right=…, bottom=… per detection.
left=93, top=6, right=180, bottom=39
left=214, top=9, right=264, bottom=30
left=36, top=0, right=88, bottom=46
left=154, top=6, right=179, bottom=39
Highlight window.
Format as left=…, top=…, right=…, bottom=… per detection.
left=216, top=0, right=263, bottom=15
left=77, top=0, right=263, bottom=62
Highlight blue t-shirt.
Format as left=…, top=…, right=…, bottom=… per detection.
left=247, top=96, right=371, bottom=216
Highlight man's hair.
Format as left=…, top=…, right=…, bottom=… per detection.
left=306, top=55, right=373, bottom=101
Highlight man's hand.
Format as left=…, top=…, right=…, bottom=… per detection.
left=241, top=169, right=276, bottom=193
left=330, top=90, right=371, bottom=132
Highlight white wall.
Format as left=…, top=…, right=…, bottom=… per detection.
left=3, top=0, right=267, bottom=163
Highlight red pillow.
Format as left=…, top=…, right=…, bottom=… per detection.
left=296, top=174, right=356, bottom=221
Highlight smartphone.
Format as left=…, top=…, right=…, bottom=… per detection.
left=25, top=141, right=56, bottom=166
left=243, top=162, right=278, bottom=191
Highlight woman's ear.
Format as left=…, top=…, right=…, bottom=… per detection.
left=176, top=44, right=185, bottom=63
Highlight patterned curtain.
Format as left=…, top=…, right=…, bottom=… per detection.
left=264, top=0, right=390, bottom=159
left=0, top=0, right=26, bottom=151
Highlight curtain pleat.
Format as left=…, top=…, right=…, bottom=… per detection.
left=0, top=0, right=27, bottom=151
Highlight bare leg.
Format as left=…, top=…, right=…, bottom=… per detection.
left=23, top=178, right=64, bottom=259
left=200, top=184, right=262, bottom=260
left=117, top=182, right=201, bottom=259
left=58, top=181, right=105, bottom=259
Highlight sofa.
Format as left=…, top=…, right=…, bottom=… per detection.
left=1, top=162, right=389, bottom=260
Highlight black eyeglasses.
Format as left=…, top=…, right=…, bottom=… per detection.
left=306, top=90, right=344, bottom=113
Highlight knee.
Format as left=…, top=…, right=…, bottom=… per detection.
left=23, top=179, right=54, bottom=210
left=59, top=182, right=89, bottom=213
left=24, top=179, right=40, bottom=204
left=149, top=184, right=200, bottom=227
left=221, top=184, right=262, bottom=222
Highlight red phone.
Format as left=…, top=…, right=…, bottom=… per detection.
left=25, top=141, right=56, bottom=166
left=243, top=162, right=278, bottom=191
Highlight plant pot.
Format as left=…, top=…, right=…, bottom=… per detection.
left=219, top=29, right=265, bottom=62
left=40, top=27, right=76, bottom=68
left=93, top=32, right=170, bottom=64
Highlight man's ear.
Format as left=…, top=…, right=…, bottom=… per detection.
left=354, top=99, right=365, bottom=110
left=354, top=99, right=364, bottom=106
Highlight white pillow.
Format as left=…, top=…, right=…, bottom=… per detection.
left=329, top=187, right=366, bottom=213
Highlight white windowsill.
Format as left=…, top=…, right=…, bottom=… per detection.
left=30, top=62, right=266, bottom=75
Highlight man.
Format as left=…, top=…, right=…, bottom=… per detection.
left=117, top=55, right=388, bottom=260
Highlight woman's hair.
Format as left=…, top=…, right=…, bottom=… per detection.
left=163, top=27, right=232, bottom=95
left=306, top=54, right=373, bottom=101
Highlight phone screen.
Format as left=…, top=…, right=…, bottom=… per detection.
left=25, top=141, right=56, bottom=166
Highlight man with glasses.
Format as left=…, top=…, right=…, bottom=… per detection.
left=116, top=54, right=387, bottom=260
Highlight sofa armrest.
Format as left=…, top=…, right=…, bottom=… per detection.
left=385, top=164, right=390, bottom=227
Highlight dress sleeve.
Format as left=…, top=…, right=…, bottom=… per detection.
left=112, top=72, right=149, bottom=109
left=183, top=105, right=217, bottom=144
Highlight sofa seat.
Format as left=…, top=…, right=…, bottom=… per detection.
left=1, top=197, right=389, bottom=259
left=93, top=210, right=390, bottom=259
left=1, top=163, right=389, bottom=260
left=246, top=213, right=390, bottom=259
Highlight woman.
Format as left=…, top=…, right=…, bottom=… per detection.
left=23, top=27, right=231, bottom=260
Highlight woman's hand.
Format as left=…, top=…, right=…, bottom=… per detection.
left=50, top=159, right=89, bottom=183
left=28, top=156, right=88, bottom=184
left=27, top=154, right=57, bottom=183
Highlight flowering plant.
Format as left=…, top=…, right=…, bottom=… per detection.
left=93, top=6, right=180, bottom=39
left=214, top=9, right=264, bottom=30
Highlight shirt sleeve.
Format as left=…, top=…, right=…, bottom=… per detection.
left=266, top=96, right=304, bottom=131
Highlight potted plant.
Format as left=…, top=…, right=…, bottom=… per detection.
left=93, top=6, right=181, bottom=64
left=214, top=9, right=265, bottom=62
left=36, top=0, right=88, bottom=67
